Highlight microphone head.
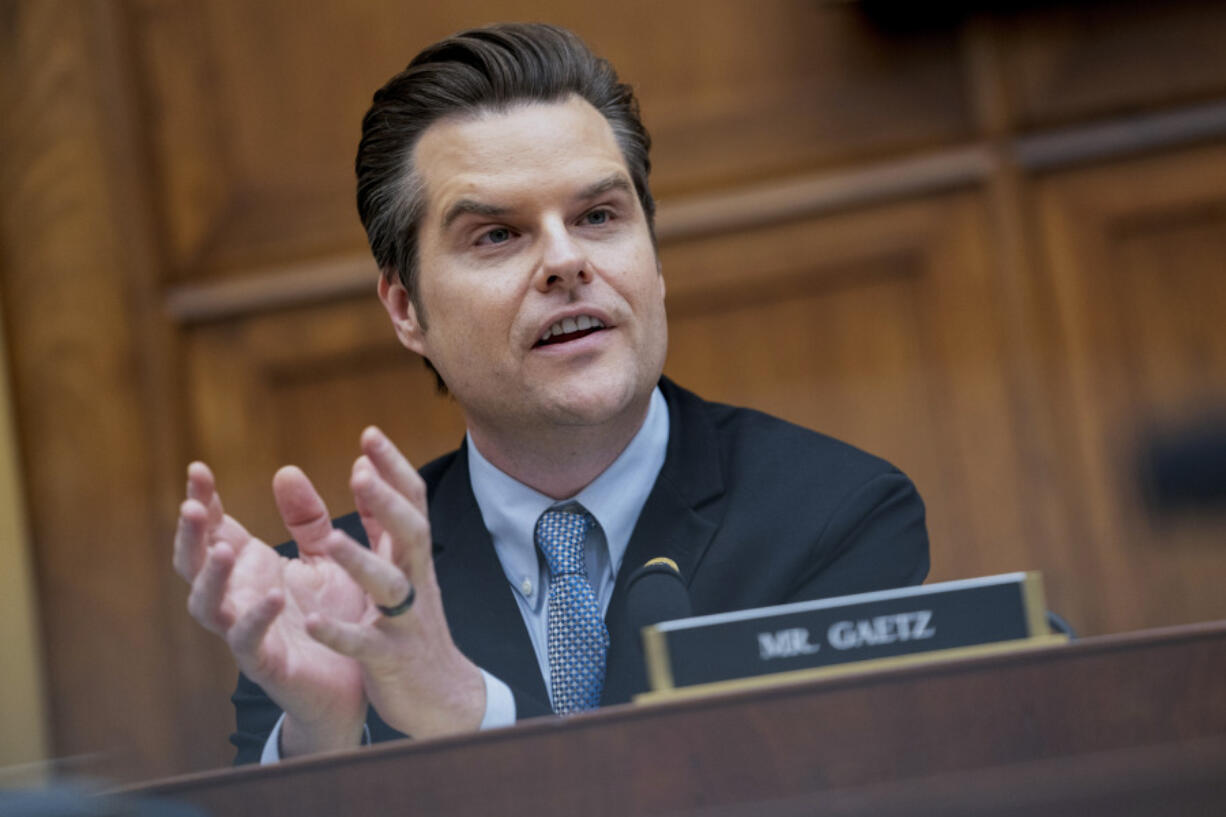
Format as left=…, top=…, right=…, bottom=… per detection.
left=640, top=556, right=680, bottom=575
left=625, top=557, right=693, bottom=644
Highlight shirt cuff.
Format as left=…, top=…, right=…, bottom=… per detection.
left=259, top=714, right=371, bottom=765
left=259, top=672, right=513, bottom=763
left=480, top=669, right=516, bottom=729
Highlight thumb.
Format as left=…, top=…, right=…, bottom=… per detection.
left=273, top=466, right=334, bottom=557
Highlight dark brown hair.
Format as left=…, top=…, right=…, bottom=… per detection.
left=355, top=22, right=655, bottom=321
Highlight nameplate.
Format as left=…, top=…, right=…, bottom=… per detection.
left=640, top=572, right=1061, bottom=698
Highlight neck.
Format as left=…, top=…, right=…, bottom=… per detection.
left=467, top=398, right=651, bottom=500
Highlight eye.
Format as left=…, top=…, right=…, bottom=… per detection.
left=583, top=209, right=611, bottom=226
left=477, top=227, right=513, bottom=246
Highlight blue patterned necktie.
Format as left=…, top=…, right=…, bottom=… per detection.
left=535, top=506, right=609, bottom=714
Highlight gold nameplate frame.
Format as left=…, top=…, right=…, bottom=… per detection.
left=638, top=571, right=1065, bottom=704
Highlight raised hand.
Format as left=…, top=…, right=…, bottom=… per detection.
left=305, top=426, right=487, bottom=739
left=173, top=463, right=369, bottom=755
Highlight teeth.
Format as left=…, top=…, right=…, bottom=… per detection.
left=540, top=315, right=606, bottom=342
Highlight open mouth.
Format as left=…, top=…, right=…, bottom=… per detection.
left=535, top=315, right=606, bottom=347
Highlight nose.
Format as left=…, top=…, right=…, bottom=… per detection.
left=533, top=219, right=591, bottom=292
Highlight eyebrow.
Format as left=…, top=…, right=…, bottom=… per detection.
left=441, top=199, right=510, bottom=230
left=440, top=174, right=635, bottom=231
left=578, top=174, right=634, bottom=201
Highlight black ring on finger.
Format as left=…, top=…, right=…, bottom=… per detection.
left=377, top=582, right=415, bottom=618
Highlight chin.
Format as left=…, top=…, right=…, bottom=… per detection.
left=537, top=373, right=649, bottom=428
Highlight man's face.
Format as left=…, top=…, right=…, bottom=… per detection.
left=383, top=95, right=667, bottom=440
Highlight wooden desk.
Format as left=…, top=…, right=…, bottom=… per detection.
left=132, top=621, right=1226, bottom=816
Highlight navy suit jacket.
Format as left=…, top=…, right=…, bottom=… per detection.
left=231, top=379, right=929, bottom=763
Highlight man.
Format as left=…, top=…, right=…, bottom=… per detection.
left=172, top=23, right=929, bottom=765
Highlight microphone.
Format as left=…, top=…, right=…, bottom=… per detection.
left=625, top=557, right=693, bottom=652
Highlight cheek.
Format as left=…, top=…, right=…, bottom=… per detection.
left=438, top=287, right=522, bottom=356
left=638, top=264, right=668, bottom=314
left=431, top=266, right=514, bottom=317
left=598, top=240, right=660, bottom=299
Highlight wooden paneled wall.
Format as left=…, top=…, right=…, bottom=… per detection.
left=0, top=300, right=50, bottom=774
left=3, top=0, right=1226, bottom=780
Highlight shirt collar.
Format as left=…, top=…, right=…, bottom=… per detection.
left=467, top=386, right=670, bottom=581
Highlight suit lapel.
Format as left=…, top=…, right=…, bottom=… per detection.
left=601, top=380, right=727, bottom=705
left=429, top=443, right=549, bottom=709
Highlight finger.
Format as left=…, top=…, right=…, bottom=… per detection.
left=375, top=530, right=395, bottom=562
left=186, top=543, right=236, bottom=634
left=186, top=462, right=252, bottom=554
left=272, top=465, right=335, bottom=557
left=353, top=477, right=387, bottom=553
left=227, top=589, right=286, bottom=659
left=325, top=530, right=410, bottom=609
left=350, top=458, right=431, bottom=577
left=360, top=427, right=427, bottom=515
left=187, top=461, right=225, bottom=529
left=305, top=613, right=380, bottom=662
left=173, top=499, right=210, bottom=581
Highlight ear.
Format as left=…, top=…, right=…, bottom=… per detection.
left=377, top=274, right=428, bottom=357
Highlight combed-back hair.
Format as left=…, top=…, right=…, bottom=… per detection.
left=356, top=23, right=655, bottom=318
